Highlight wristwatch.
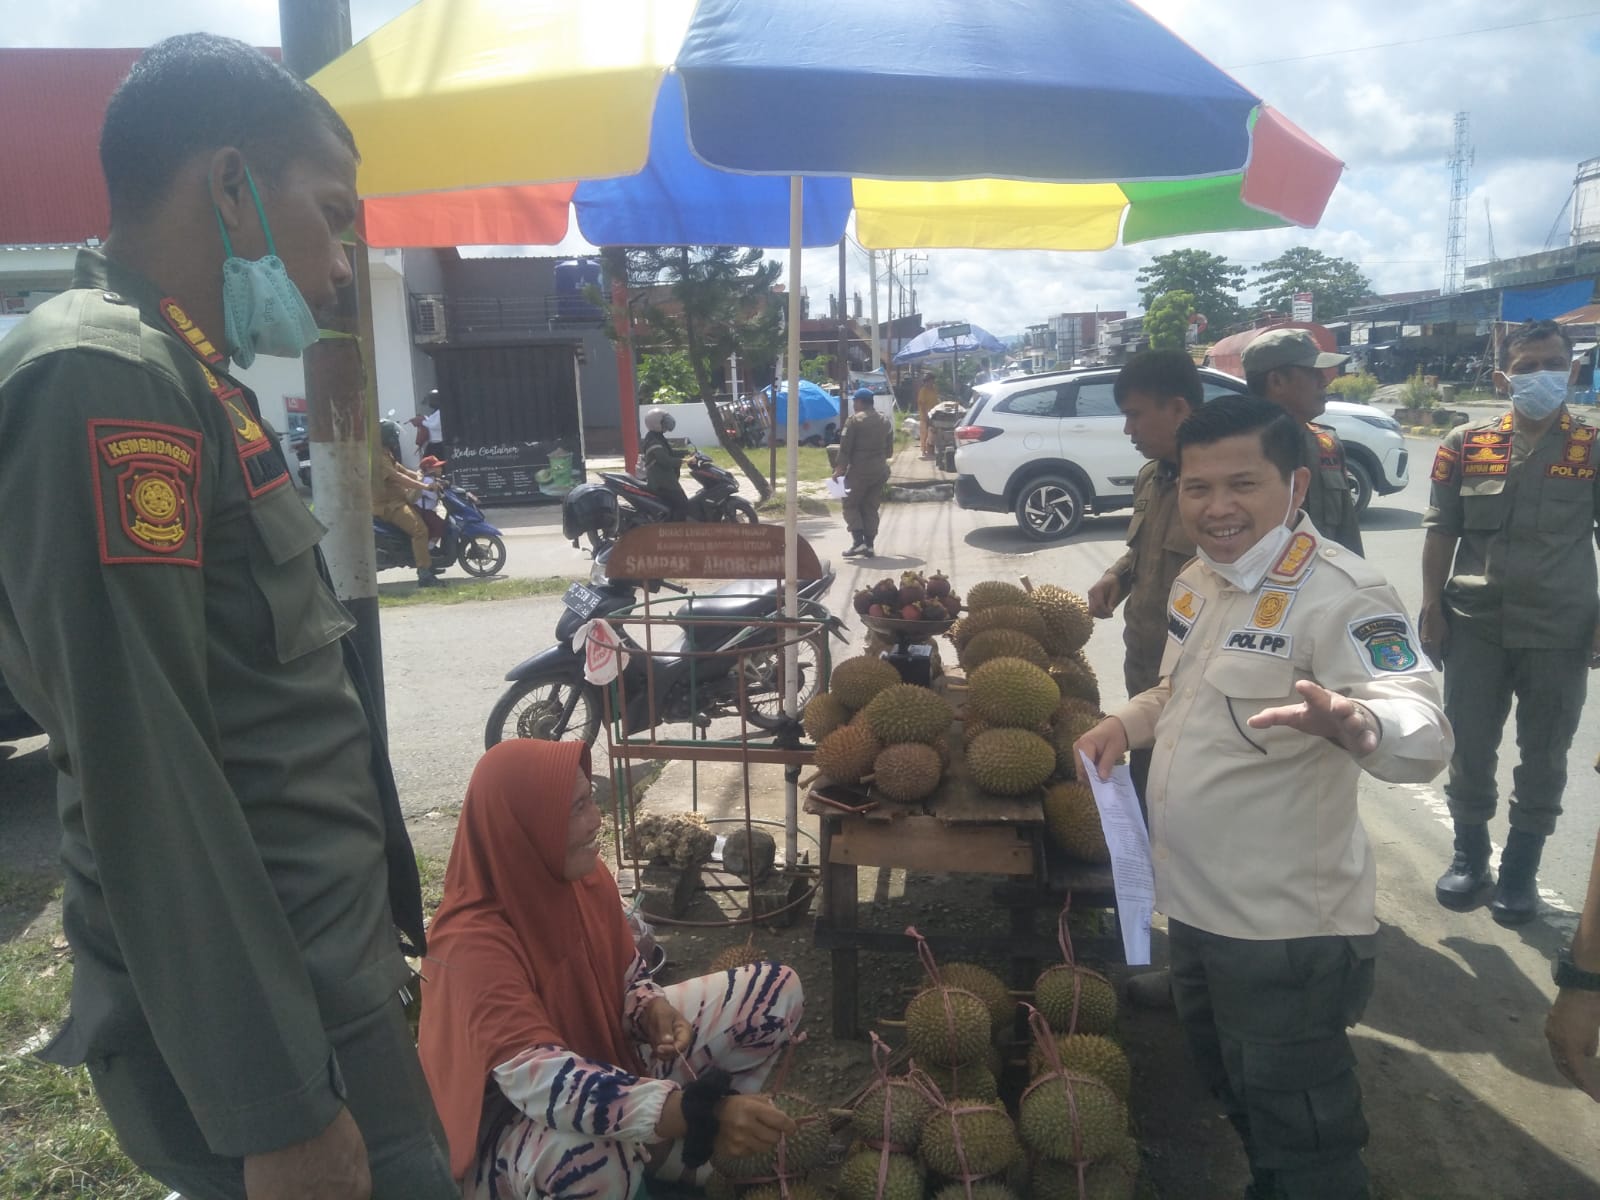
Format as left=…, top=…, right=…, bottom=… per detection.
left=1553, top=950, right=1600, bottom=992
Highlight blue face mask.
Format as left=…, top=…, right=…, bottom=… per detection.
left=1506, top=369, right=1570, bottom=421
left=214, top=168, right=320, bottom=368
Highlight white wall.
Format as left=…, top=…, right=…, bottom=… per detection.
left=368, top=246, right=422, bottom=467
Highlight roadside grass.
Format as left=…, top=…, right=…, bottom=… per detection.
left=0, top=870, right=164, bottom=1200
left=378, top=575, right=576, bottom=608
left=699, top=444, right=837, bottom=485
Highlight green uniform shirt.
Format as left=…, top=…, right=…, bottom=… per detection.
left=838, top=408, right=893, bottom=485
left=1422, top=408, right=1600, bottom=648
left=1302, top=421, right=1363, bottom=556
left=0, top=252, right=413, bottom=1157
left=1108, top=459, right=1195, bottom=695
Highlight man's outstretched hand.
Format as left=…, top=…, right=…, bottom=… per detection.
left=1247, top=679, right=1379, bottom=755
left=1073, top=717, right=1130, bottom=782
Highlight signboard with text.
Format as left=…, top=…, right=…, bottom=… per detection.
left=447, top=440, right=583, bottom=505
left=1291, top=292, right=1314, bottom=322
left=607, top=522, right=823, bottom=582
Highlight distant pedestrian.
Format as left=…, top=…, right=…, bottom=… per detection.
left=834, top=387, right=893, bottom=558
left=409, top=387, right=446, bottom=460
left=917, top=371, right=939, bottom=458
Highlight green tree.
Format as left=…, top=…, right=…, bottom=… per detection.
left=605, top=247, right=782, bottom=499
left=1136, top=249, right=1245, bottom=332
left=800, top=354, right=833, bottom=386
left=1144, top=290, right=1196, bottom=352
left=1251, top=248, right=1374, bottom=321
left=636, top=350, right=698, bottom=404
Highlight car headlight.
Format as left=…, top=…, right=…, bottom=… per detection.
left=1352, top=413, right=1401, bottom=432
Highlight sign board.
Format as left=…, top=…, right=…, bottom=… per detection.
left=607, top=522, right=823, bottom=582
left=938, top=323, right=972, bottom=341
left=447, top=441, right=583, bottom=504
left=1351, top=326, right=1370, bottom=345
left=1291, top=292, right=1314, bottom=322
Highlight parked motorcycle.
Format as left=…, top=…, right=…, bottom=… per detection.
left=484, top=546, right=841, bottom=748
left=374, top=481, right=508, bottom=578
left=562, top=450, right=758, bottom=552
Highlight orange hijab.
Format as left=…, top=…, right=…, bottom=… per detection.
left=419, top=739, right=645, bottom=1181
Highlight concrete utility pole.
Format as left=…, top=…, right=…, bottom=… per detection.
left=837, top=238, right=849, bottom=427
left=279, top=0, right=387, bottom=722
left=868, top=249, right=882, bottom=383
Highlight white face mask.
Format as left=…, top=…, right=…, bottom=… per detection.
left=1196, top=491, right=1299, bottom=593
left=1506, top=369, right=1570, bottom=421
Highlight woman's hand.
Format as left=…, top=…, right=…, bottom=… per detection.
left=712, top=1094, right=796, bottom=1159
left=643, top=997, right=692, bottom=1062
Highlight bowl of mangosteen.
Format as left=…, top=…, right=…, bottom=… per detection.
left=852, top=570, right=964, bottom=639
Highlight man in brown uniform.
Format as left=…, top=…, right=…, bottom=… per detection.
left=1244, top=328, right=1364, bottom=555
left=1423, top=319, right=1599, bottom=925
left=834, top=387, right=894, bottom=558
left=1087, top=350, right=1201, bottom=801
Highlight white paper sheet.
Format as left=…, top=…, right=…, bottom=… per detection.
left=1077, top=751, right=1156, bottom=966
left=825, top=477, right=849, bottom=499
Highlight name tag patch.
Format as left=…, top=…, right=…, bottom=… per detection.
left=1224, top=629, right=1293, bottom=658
left=1347, top=613, right=1427, bottom=676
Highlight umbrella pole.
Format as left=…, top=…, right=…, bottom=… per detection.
left=784, top=177, right=803, bottom=868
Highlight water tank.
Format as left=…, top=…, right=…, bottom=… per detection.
left=554, top=258, right=604, bottom=321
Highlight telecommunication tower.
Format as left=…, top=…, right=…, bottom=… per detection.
left=1443, top=111, right=1473, bottom=294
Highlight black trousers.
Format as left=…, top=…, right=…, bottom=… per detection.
left=1169, top=920, right=1376, bottom=1200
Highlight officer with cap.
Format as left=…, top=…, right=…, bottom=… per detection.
left=834, top=387, right=894, bottom=557
left=1243, top=328, right=1363, bottom=555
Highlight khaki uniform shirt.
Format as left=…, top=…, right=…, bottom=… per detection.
left=838, top=408, right=893, bottom=486
left=0, top=252, right=417, bottom=1156
left=1422, top=409, right=1600, bottom=649
left=1114, top=516, right=1451, bottom=940
left=1302, top=421, right=1363, bottom=555
left=1107, top=459, right=1194, bottom=695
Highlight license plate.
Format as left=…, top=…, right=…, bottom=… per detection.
left=562, top=582, right=606, bottom=619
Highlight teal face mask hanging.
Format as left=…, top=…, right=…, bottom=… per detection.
left=215, top=167, right=321, bottom=368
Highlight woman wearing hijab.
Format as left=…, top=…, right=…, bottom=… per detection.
left=420, top=739, right=805, bottom=1199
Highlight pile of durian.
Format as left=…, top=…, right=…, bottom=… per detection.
left=806, top=654, right=951, bottom=804
left=704, top=1093, right=832, bottom=1200
left=623, top=809, right=716, bottom=868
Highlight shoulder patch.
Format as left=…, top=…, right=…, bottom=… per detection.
left=1346, top=613, right=1429, bottom=677
left=1431, top=445, right=1459, bottom=484
left=88, top=419, right=202, bottom=567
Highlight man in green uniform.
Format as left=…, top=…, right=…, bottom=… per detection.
left=1244, top=328, right=1364, bottom=555
left=1423, top=319, right=1600, bottom=926
left=0, top=36, right=455, bottom=1200
left=834, top=387, right=894, bottom=557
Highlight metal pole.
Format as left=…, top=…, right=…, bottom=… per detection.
left=869, top=249, right=882, bottom=383
left=837, top=237, right=848, bottom=429
left=784, top=178, right=803, bottom=867
left=279, top=0, right=385, bottom=722
left=604, top=248, right=642, bottom=474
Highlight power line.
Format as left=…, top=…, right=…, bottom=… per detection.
left=1227, top=10, right=1600, bottom=68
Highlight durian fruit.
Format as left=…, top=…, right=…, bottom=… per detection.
left=953, top=604, right=1051, bottom=652
left=919, top=1101, right=1021, bottom=1179
left=1033, top=1142, right=1139, bottom=1200
left=967, top=657, right=1060, bottom=730
left=711, top=1093, right=829, bottom=1180
left=905, top=986, right=991, bottom=1067
left=1049, top=705, right=1104, bottom=780
left=921, top=1059, right=1000, bottom=1103
left=1027, top=1032, right=1132, bottom=1101
left=1051, top=652, right=1101, bottom=707
left=838, top=1147, right=924, bottom=1200
left=1035, top=963, right=1118, bottom=1036
left=1029, top=583, right=1095, bottom=656
left=1043, top=782, right=1111, bottom=864
left=960, top=627, right=1050, bottom=672
left=936, top=963, right=1014, bottom=1037
left=830, top=654, right=902, bottom=709
left=803, top=692, right=850, bottom=741
left=709, top=939, right=769, bottom=973
left=624, top=811, right=715, bottom=867
left=704, top=1171, right=739, bottom=1200
left=873, top=742, right=945, bottom=804
left=966, top=580, right=1031, bottom=610
left=967, top=727, right=1057, bottom=796
left=744, top=1185, right=831, bottom=1200
left=864, top=683, right=952, bottom=746
left=1019, top=1070, right=1127, bottom=1163
left=933, top=1183, right=1022, bottom=1200
left=851, top=1075, right=933, bottom=1150
left=815, top=723, right=883, bottom=785
left=1052, top=696, right=1102, bottom=729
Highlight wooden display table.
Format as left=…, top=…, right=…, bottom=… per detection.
left=806, top=678, right=1125, bottom=1037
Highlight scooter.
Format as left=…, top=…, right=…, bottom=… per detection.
left=483, top=545, right=842, bottom=749
left=567, top=450, right=758, bottom=552
left=374, top=482, right=508, bottom=578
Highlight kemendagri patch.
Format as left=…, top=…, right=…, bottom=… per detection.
left=89, top=419, right=203, bottom=566
left=1346, top=613, right=1427, bottom=676
left=1249, top=588, right=1295, bottom=630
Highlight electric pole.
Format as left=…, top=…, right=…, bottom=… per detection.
left=279, top=0, right=387, bottom=722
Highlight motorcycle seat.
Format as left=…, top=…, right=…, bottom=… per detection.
left=678, top=582, right=778, bottom=622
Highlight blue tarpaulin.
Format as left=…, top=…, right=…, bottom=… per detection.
left=763, top=380, right=839, bottom=426
left=1501, top=280, right=1596, bottom=323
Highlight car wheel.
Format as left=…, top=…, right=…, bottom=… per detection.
left=1346, top=459, right=1374, bottom=516
left=1013, top=475, right=1086, bottom=541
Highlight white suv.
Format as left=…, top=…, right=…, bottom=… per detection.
left=952, top=367, right=1409, bottom=541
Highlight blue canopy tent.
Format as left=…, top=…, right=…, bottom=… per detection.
left=761, top=380, right=841, bottom=443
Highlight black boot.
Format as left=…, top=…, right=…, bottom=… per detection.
left=416, top=569, right=443, bottom=589
left=842, top=534, right=866, bottom=558
left=1489, top=829, right=1546, bottom=927
left=1435, top=822, right=1494, bottom=912
left=860, top=542, right=876, bottom=558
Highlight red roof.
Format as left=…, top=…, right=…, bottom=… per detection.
left=0, top=48, right=146, bottom=245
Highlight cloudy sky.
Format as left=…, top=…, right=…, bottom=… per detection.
left=8, top=1, right=1600, bottom=336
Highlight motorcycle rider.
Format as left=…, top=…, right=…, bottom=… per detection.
left=373, top=419, right=441, bottom=587
left=641, top=406, right=694, bottom=520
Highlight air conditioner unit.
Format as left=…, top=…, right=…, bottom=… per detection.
left=413, top=295, right=447, bottom=344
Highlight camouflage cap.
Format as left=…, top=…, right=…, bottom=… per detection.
left=1242, top=328, right=1349, bottom=373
